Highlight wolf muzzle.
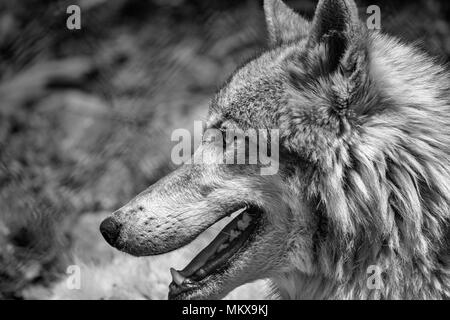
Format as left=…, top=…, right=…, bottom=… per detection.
left=98, top=161, right=255, bottom=256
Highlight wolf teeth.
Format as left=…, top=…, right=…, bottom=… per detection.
left=237, top=212, right=252, bottom=230
left=170, top=268, right=186, bottom=286
left=213, top=215, right=252, bottom=255
left=229, top=229, right=241, bottom=241
left=217, top=243, right=229, bottom=252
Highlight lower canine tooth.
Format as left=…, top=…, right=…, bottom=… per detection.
left=170, top=268, right=186, bottom=286
left=237, top=213, right=252, bottom=230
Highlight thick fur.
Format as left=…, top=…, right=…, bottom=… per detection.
left=101, top=0, right=450, bottom=299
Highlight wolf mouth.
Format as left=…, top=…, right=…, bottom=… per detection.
left=168, top=206, right=262, bottom=299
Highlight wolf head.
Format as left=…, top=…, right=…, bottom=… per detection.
left=100, top=0, right=450, bottom=299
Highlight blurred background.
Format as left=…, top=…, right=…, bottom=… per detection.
left=0, top=0, right=449, bottom=299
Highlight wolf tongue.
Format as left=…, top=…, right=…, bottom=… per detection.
left=180, top=227, right=230, bottom=277
left=180, top=209, right=245, bottom=277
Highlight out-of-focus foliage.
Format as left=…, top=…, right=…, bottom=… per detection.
left=0, top=0, right=265, bottom=298
left=0, top=0, right=449, bottom=298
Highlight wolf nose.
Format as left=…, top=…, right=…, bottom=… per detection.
left=100, top=217, right=121, bottom=246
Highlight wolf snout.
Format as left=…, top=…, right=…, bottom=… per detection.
left=100, top=216, right=122, bottom=246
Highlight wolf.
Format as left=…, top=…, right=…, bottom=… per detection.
left=100, top=0, right=450, bottom=299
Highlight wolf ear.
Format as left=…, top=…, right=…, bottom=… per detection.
left=308, top=0, right=364, bottom=74
left=264, top=0, right=310, bottom=46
